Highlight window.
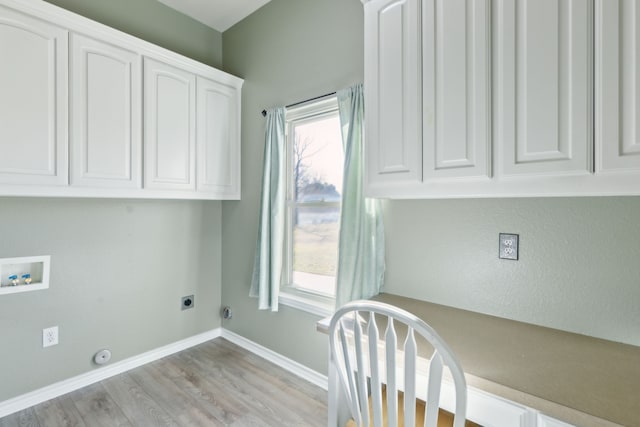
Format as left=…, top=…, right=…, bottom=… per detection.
left=281, top=96, right=343, bottom=314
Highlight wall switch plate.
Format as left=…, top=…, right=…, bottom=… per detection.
left=499, top=233, right=519, bottom=260
left=43, top=326, right=59, bottom=347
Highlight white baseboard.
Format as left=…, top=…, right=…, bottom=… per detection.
left=0, top=328, right=222, bottom=419
left=0, top=327, right=328, bottom=419
left=221, top=329, right=328, bottom=391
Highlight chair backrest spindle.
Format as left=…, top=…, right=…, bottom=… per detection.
left=403, top=328, right=418, bottom=427
left=367, top=313, right=383, bottom=427
left=353, top=315, right=370, bottom=427
left=425, top=352, right=444, bottom=427
left=384, top=318, right=398, bottom=427
left=338, top=318, right=362, bottom=426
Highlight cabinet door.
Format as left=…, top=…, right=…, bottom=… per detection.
left=538, top=414, right=575, bottom=427
left=495, top=0, right=592, bottom=177
left=464, top=386, right=534, bottom=427
left=595, top=0, right=640, bottom=173
left=364, top=0, right=422, bottom=192
left=70, top=34, right=141, bottom=188
left=143, top=57, right=196, bottom=191
left=423, top=0, right=491, bottom=181
left=196, top=76, right=240, bottom=198
left=0, top=6, right=68, bottom=186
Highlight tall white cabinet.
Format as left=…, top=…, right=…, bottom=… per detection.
left=495, top=0, right=592, bottom=177
left=0, top=6, right=68, bottom=186
left=197, top=76, right=241, bottom=198
left=143, top=58, right=196, bottom=191
left=422, top=0, right=491, bottom=181
left=70, top=34, right=141, bottom=188
left=364, top=0, right=640, bottom=198
left=364, top=0, right=422, bottom=190
left=595, top=0, right=640, bottom=173
left=0, top=0, right=243, bottom=200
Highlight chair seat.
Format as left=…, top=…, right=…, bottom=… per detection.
left=345, top=387, right=480, bottom=427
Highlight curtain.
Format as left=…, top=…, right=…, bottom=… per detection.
left=335, top=84, right=385, bottom=308
left=249, top=107, right=286, bottom=311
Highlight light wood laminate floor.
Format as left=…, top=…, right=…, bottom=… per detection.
left=0, top=338, right=328, bottom=427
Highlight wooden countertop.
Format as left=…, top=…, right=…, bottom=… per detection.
left=317, top=293, right=640, bottom=427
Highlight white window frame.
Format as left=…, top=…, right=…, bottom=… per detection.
left=279, top=95, right=341, bottom=317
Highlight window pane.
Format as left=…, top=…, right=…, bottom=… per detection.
left=292, top=204, right=339, bottom=295
left=285, top=101, right=342, bottom=300
left=293, top=115, right=343, bottom=202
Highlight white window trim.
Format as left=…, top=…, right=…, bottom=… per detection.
left=279, top=94, right=340, bottom=316
left=278, top=291, right=334, bottom=318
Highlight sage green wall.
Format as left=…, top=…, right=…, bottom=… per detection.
left=0, top=199, right=222, bottom=401
left=221, top=0, right=365, bottom=374
left=44, top=0, right=223, bottom=68
left=221, top=0, right=640, bottom=378
left=383, top=198, right=640, bottom=347
left=0, top=1, right=224, bottom=402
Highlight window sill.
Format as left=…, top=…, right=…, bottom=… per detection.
left=279, top=291, right=334, bottom=318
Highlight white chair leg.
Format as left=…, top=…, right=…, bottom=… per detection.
left=328, top=354, right=352, bottom=427
left=328, top=354, right=338, bottom=427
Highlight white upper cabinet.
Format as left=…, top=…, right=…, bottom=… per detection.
left=495, top=0, right=593, bottom=177
left=0, top=5, right=68, bottom=186
left=0, top=0, right=242, bottom=200
left=70, top=34, right=142, bottom=188
left=363, top=0, right=640, bottom=197
left=364, top=0, right=422, bottom=192
left=422, top=0, right=491, bottom=181
left=364, top=0, right=491, bottom=197
left=143, top=58, right=196, bottom=191
left=196, top=76, right=241, bottom=199
left=595, top=0, right=640, bottom=173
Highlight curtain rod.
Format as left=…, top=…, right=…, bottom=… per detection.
left=261, top=91, right=337, bottom=117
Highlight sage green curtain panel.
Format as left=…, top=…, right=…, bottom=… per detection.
left=249, top=107, right=286, bottom=311
left=335, top=84, right=385, bottom=308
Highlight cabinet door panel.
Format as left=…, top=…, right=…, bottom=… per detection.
left=71, top=34, right=141, bottom=188
left=465, top=386, right=533, bottom=427
left=144, top=58, right=196, bottom=190
left=538, top=414, right=575, bottom=427
left=196, top=76, right=240, bottom=198
left=364, top=0, right=422, bottom=190
left=596, top=0, right=640, bottom=172
left=423, top=0, right=490, bottom=180
left=0, top=6, right=67, bottom=185
left=496, top=0, right=592, bottom=176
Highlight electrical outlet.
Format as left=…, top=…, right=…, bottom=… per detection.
left=499, top=233, right=519, bottom=260
left=181, top=295, right=194, bottom=310
left=42, top=326, right=59, bottom=348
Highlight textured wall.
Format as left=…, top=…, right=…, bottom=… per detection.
left=383, top=198, right=640, bottom=346
left=0, top=0, right=223, bottom=402
left=221, top=0, right=365, bottom=375
left=44, top=0, right=223, bottom=67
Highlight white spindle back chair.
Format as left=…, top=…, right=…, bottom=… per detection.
left=329, top=300, right=468, bottom=427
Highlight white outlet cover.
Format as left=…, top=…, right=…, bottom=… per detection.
left=499, top=233, right=519, bottom=260
left=43, top=326, right=59, bottom=348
